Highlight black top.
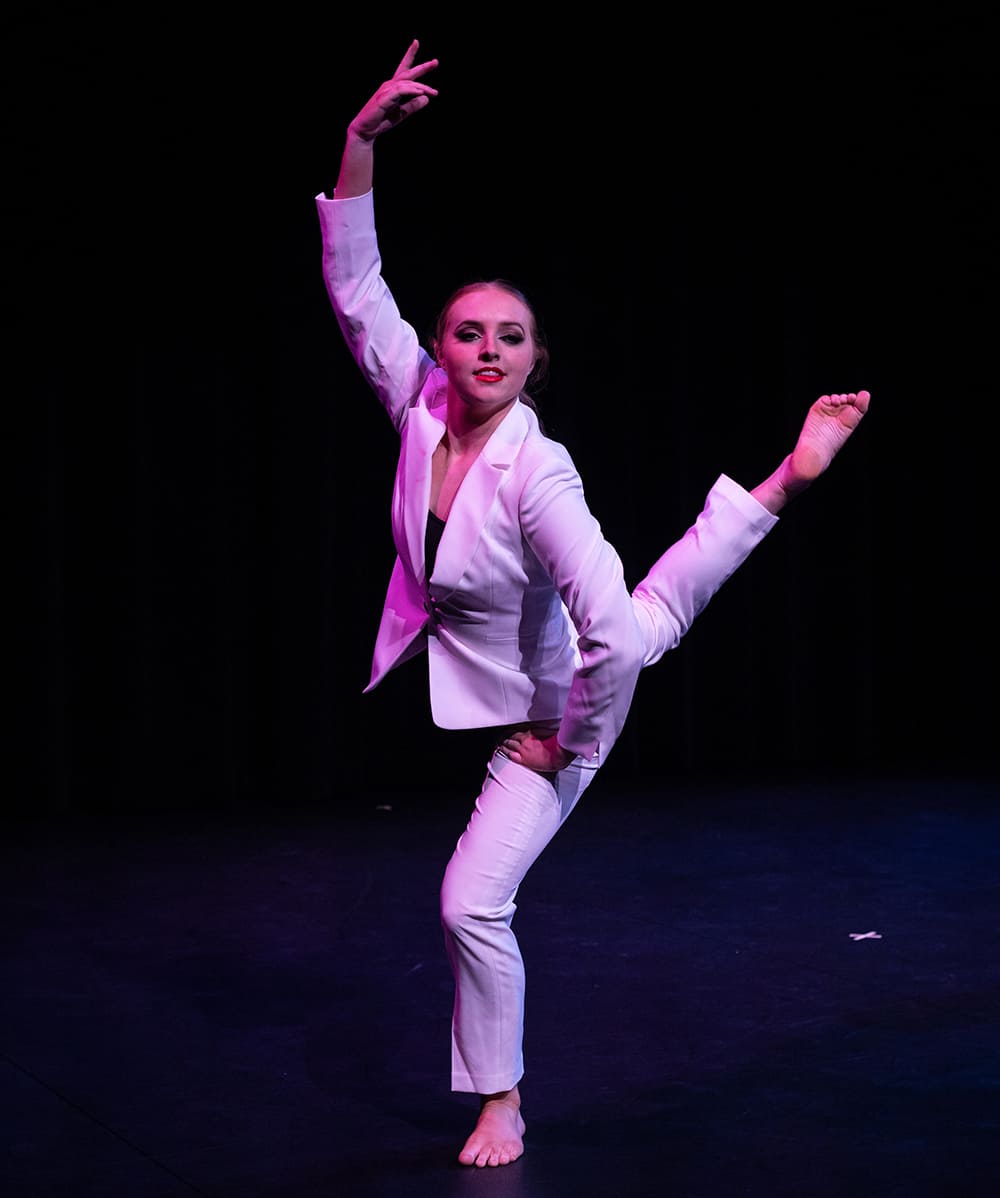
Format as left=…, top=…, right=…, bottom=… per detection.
left=426, top=509, right=446, bottom=579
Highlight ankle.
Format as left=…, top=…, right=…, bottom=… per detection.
left=480, top=1086, right=520, bottom=1112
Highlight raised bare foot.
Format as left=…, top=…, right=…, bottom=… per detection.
left=457, top=1087, right=525, bottom=1168
left=790, top=390, right=871, bottom=484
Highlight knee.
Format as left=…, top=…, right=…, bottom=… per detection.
left=440, top=880, right=476, bottom=937
left=440, top=876, right=509, bottom=938
left=631, top=589, right=683, bottom=667
left=439, top=889, right=466, bottom=937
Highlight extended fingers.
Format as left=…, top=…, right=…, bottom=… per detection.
left=394, top=38, right=420, bottom=74
left=380, top=77, right=438, bottom=106
left=372, top=77, right=438, bottom=132
left=394, top=38, right=439, bottom=82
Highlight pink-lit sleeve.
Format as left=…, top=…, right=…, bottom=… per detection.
left=519, top=446, right=646, bottom=761
left=316, top=190, right=436, bottom=433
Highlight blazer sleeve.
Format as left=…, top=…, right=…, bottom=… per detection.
left=518, top=444, right=646, bottom=761
left=316, top=189, right=437, bottom=433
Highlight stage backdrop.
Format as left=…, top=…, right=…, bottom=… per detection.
left=16, top=10, right=997, bottom=812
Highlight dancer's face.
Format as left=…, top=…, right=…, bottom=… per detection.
left=436, top=285, right=538, bottom=415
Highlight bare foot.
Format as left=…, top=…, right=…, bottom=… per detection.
left=457, top=1087, right=525, bottom=1167
left=790, top=390, right=871, bottom=484
left=751, top=390, right=870, bottom=515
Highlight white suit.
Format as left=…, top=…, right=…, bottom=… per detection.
left=317, top=189, right=778, bottom=1091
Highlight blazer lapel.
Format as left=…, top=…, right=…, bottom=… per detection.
left=398, top=401, right=447, bottom=586
left=431, top=401, right=532, bottom=595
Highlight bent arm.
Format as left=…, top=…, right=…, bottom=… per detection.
left=519, top=450, right=646, bottom=763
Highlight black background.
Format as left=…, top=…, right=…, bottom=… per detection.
left=14, top=7, right=997, bottom=813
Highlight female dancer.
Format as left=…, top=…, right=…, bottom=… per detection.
left=317, top=39, right=870, bottom=1168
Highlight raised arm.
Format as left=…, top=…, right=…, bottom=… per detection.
left=334, top=38, right=440, bottom=198
left=318, top=40, right=442, bottom=427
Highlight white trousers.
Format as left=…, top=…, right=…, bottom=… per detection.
left=439, top=747, right=600, bottom=1094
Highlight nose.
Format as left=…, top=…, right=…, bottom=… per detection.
left=478, top=336, right=499, bottom=361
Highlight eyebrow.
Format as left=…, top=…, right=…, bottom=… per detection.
left=454, top=319, right=527, bottom=332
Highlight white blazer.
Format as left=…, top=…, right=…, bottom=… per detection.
left=317, top=190, right=778, bottom=764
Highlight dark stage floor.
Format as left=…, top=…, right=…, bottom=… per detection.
left=3, top=772, right=998, bottom=1197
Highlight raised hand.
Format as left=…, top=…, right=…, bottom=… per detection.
left=349, top=38, right=439, bottom=143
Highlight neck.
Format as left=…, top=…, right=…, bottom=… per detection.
left=445, top=396, right=517, bottom=453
